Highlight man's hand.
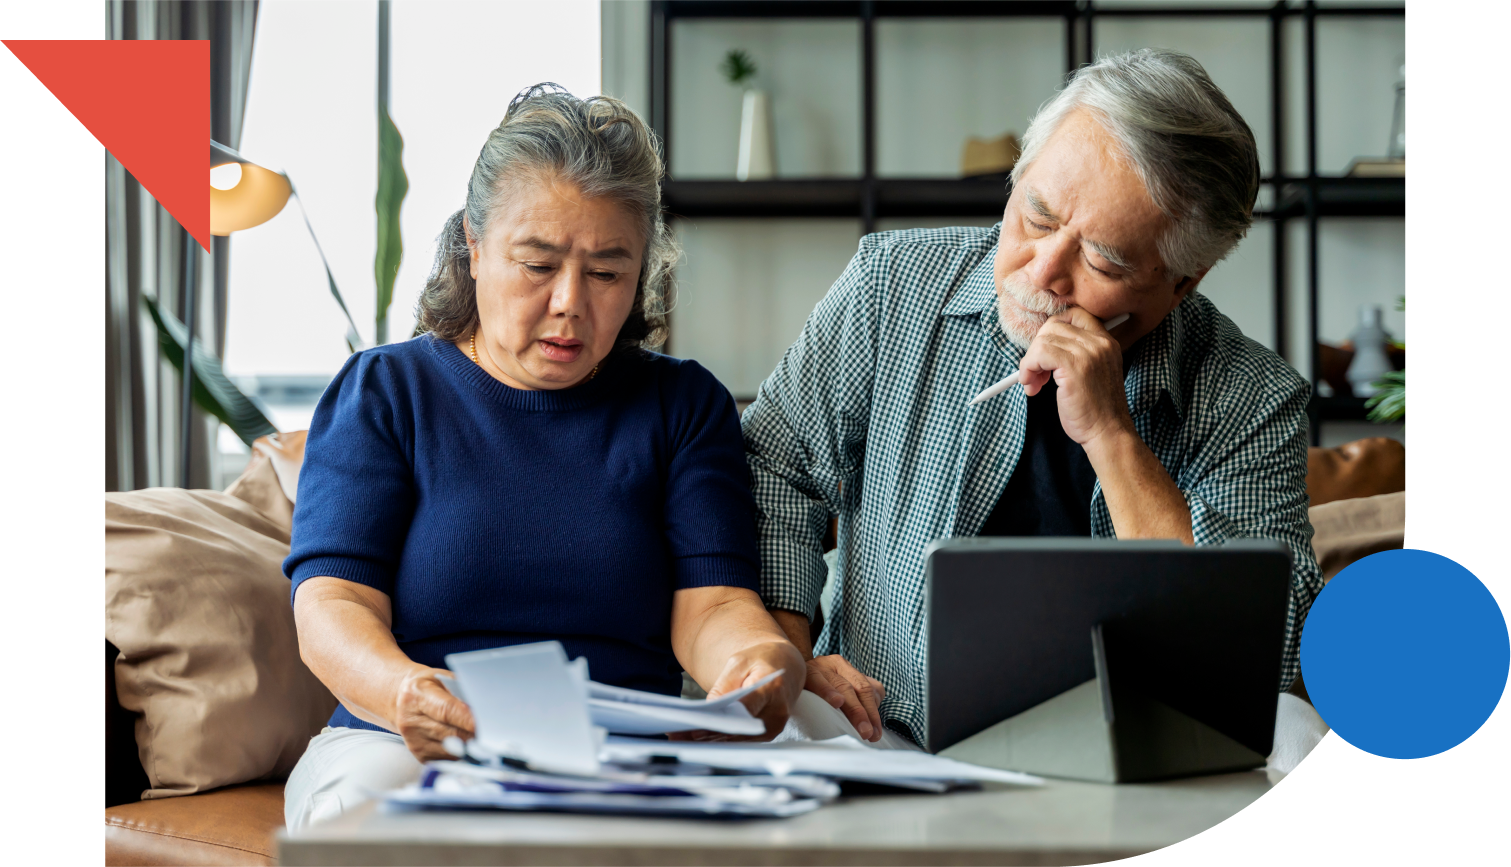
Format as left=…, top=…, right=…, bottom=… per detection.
left=671, top=639, right=805, bottom=742
left=767, top=609, right=886, bottom=742
left=392, top=666, right=476, bottom=763
left=1016, top=306, right=1133, bottom=447
left=1017, top=306, right=1195, bottom=544
left=804, top=654, right=887, bottom=742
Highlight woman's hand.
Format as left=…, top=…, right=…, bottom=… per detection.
left=706, top=639, right=807, bottom=740
left=392, top=667, right=476, bottom=762
left=670, top=586, right=810, bottom=742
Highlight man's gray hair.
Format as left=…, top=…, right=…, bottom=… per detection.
left=1010, top=49, right=1260, bottom=280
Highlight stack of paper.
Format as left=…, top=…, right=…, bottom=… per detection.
left=384, top=760, right=835, bottom=818
left=395, top=641, right=1041, bottom=819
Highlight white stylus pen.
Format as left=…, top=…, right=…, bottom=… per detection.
left=967, top=313, right=1131, bottom=406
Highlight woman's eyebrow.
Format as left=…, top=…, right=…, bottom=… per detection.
left=512, top=237, right=632, bottom=260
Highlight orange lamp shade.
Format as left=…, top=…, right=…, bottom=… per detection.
left=210, top=141, right=292, bottom=236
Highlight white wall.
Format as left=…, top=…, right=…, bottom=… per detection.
left=1317, top=218, right=1405, bottom=345
left=874, top=17, right=1065, bottom=178
left=670, top=19, right=861, bottom=178
left=1094, top=15, right=1275, bottom=177
left=669, top=219, right=862, bottom=397
left=1316, top=16, right=1405, bottom=174
left=601, top=0, right=650, bottom=120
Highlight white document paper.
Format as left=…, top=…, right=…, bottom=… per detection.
left=601, top=735, right=1045, bottom=787
left=445, top=642, right=600, bottom=776
left=585, top=671, right=779, bottom=735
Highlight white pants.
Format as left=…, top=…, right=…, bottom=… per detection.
left=284, top=726, right=422, bottom=831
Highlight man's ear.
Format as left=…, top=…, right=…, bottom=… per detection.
left=1170, top=266, right=1211, bottom=310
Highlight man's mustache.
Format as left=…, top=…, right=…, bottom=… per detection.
left=998, top=277, right=1069, bottom=317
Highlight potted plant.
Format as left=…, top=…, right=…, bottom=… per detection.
left=721, top=49, right=774, bottom=181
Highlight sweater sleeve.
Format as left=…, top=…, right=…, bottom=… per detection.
left=284, top=350, right=417, bottom=602
left=661, top=361, right=761, bottom=592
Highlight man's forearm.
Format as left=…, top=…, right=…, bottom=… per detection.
left=1083, top=425, right=1195, bottom=544
left=770, top=608, right=814, bottom=659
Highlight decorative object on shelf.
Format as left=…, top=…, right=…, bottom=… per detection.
left=1346, top=62, right=1405, bottom=178
left=1346, top=304, right=1394, bottom=399
left=721, top=48, right=774, bottom=181
left=1388, top=61, right=1405, bottom=160
left=961, top=132, right=1020, bottom=178
left=1366, top=296, right=1406, bottom=423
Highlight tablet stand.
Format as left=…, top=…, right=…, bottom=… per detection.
left=938, top=624, right=1267, bottom=783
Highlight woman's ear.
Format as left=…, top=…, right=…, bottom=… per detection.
left=463, top=213, right=480, bottom=280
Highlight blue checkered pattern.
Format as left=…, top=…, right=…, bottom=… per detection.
left=742, top=224, right=1322, bottom=746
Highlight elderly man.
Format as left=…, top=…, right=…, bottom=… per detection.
left=744, top=49, right=1323, bottom=747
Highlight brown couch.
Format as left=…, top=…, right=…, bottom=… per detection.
left=104, top=436, right=1406, bottom=866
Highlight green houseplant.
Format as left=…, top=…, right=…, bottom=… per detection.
left=1365, top=296, right=1405, bottom=423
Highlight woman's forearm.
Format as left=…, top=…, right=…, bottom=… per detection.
left=293, top=576, right=429, bottom=730
left=671, top=586, right=802, bottom=692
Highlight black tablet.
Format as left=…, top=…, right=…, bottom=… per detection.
left=923, top=537, right=1292, bottom=767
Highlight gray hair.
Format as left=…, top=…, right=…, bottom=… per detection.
left=415, top=83, right=678, bottom=348
left=1010, top=49, right=1260, bottom=280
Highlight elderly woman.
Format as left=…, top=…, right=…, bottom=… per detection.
left=281, top=85, right=805, bottom=830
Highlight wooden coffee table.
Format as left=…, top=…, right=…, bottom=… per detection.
left=279, top=770, right=1272, bottom=866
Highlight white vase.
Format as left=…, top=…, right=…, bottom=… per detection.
left=1346, top=304, right=1393, bottom=398
left=736, top=88, right=775, bottom=181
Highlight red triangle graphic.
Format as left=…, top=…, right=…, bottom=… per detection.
left=4, top=39, right=210, bottom=251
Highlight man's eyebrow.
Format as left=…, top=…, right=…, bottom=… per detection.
left=511, top=238, right=634, bottom=260
left=1084, top=237, right=1135, bottom=272
left=1024, top=188, right=1057, bottom=222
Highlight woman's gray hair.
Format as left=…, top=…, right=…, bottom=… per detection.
left=415, top=83, right=678, bottom=349
left=1010, top=49, right=1260, bottom=280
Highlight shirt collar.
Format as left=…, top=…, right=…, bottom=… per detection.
left=941, top=250, right=1000, bottom=318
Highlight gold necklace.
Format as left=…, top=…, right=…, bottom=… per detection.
left=470, top=329, right=599, bottom=382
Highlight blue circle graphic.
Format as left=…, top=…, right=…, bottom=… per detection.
left=1301, top=549, right=1509, bottom=759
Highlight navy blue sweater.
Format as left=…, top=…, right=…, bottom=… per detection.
left=284, top=335, right=760, bottom=732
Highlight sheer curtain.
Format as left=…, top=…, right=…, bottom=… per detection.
left=105, top=0, right=259, bottom=491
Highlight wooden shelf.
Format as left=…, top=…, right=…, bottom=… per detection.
left=1308, top=395, right=1398, bottom=423
left=1272, top=177, right=1405, bottom=219
left=663, top=1, right=1080, bottom=20
left=662, top=177, right=1016, bottom=220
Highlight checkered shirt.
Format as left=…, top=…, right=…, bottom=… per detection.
left=741, top=224, right=1323, bottom=746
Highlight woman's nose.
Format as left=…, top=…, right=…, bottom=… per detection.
left=548, top=268, right=588, bottom=317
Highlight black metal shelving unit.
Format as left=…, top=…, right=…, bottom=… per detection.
left=648, top=1, right=1404, bottom=434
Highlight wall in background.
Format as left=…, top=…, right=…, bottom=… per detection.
left=1094, top=15, right=1275, bottom=177
left=1317, top=218, right=1405, bottom=345
left=874, top=17, right=1065, bottom=178
left=670, top=219, right=862, bottom=398
left=601, top=0, right=650, bottom=120
left=670, top=19, right=861, bottom=178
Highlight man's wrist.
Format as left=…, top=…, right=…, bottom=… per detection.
left=1081, top=415, right=1141, bottom=468
left=769, top=608, right=815, bottom=659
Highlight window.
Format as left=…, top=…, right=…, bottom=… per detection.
left=221, top=0, right=599, bottom=480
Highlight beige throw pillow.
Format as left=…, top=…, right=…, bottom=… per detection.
left=106, top=451, right=335, bottom=799
left=1308, top=490, right=1406, bottom=583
